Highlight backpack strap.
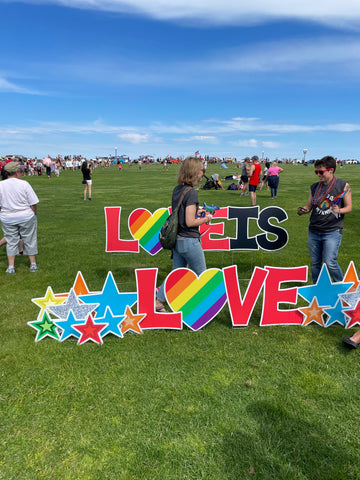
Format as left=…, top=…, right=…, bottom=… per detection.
left=176, top=186, right=192, bottom=209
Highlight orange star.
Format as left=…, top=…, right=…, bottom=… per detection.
left=120, top=306, right=145, bottom=335
left=72, top=271, right=91, bottom=296
left=299, top=297, right=326, bottom=326
left=343, top=261, right=360, bottom=293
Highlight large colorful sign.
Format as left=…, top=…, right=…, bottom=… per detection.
left=105, top=205, right=289, bottom=254
left=28, top=262, right=360, bottom=344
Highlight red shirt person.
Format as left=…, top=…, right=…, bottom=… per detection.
left=248, top=156, right=261, bottom=206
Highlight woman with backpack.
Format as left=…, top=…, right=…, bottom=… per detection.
left=155, top=157, right=212, bottom=312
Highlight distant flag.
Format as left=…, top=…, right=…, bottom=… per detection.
left=195, top=151, right=200, bottom=156
left=165, top=154, right=170, bottom=159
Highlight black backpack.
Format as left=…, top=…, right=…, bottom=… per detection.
left=159, top=186, right=192, bottom=250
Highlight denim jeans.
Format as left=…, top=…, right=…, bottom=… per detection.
left=157, top=236, right=206, bottom=303
left=268, top=175, right=279, bottom=198
left=308, top=229, right=343, bottom=283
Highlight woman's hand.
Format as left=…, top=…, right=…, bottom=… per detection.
left=297, top=206, right=309, bottom=215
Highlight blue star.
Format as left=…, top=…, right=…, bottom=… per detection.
left=298, top=264, right=353, bottom=307
left=95, top=306, right=125, bottom=338
left=79, top=272, right=137, bottom=318
left=323, top=299, right=348, bottom=327
left=53, top=310, right=91, bottom=341
left=48, top=288, right=99, bottom=320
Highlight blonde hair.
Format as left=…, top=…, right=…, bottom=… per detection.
left=177, top=157, right=203, bottom=186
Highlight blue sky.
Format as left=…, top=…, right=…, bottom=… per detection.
left=2, top=0, right=360, bottom=160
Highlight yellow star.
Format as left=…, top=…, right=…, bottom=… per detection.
left=32, top=286, right=65, bottom=318
left=299, top=297, right=325, bottom=326
left=120, top=306, right=145, bottom=335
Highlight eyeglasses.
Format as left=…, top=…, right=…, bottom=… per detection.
left=315, top=168, right=333, bottom=175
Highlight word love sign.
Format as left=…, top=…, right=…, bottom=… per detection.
left=29, top=262, right=359, bottom=343
left=105, top=205, right=289, bottom=255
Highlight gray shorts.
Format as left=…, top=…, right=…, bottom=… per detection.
left=2, top=215, right=38, bottom=256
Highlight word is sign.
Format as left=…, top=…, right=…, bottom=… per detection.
left=105, top=206, right=289, bottom=254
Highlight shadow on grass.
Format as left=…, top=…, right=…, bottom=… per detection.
left=221, top=400, right=357, bottom=480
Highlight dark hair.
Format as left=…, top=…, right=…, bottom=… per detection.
left=81, top=161, right=88, bottom=174
left=0, top=167, right=8, bottom=181
left=265, top=161, right=270, bottom=169
left=315, top=156, right=336, bottom=172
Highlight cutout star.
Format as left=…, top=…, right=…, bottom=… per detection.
left=54, top=272, right=98, bottom=300
left=299, top=297, right=326, bottom=326
left=339, top=284, right=360, bottom=310
left=95, top=306, right=125, bottom=338
left=344, top=299, right=360, bottom=329
left=72, top=271, right=92, bottom=296
left=28, top=311, right=60, bottom=342
left=48, top=288, right=99, bottom=320
left=53, top=310, right=86, bottom=341
left=79, top=272, right=137, bottom=318
left=323, top=299, right=347, bottom=327
left=297, top=264, right=352, bottom=307
left=121, top=305, right=145, bottom=335
left=32, top=286, right=66, bottom=318
left=73, top=314, right=108, bottom=345
left=343, top=261, right=359, bottom=292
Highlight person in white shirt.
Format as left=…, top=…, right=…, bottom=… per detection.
left=0, top=162, right=39, bottom=274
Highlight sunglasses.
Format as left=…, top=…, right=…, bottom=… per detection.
left=315, top=168, right=333, bottom=175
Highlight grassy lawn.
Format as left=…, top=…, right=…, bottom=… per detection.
left=1, top=162, right=360, bottom=479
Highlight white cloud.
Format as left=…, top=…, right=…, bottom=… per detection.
left=38, top=36, right=360, bottom=92
left=232, top=139, right=258, bottom=148
left=2, top=117, right=360, bottom=143
left=179, top=135, right=217, bottom=143
left=117, top=133, right=150, bottom=143
left=207, top=37, right=360, bottom=74
left=0, top=76, right=41, bottom=95
left=7, top=0, right=360, bottom=27
left=262, top=141, right=280, bottom=149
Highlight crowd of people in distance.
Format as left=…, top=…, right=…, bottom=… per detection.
left=0, top=155, right=100, bottom=177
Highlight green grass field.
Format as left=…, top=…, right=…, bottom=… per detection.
left=1, top=163, right=360, bottom=479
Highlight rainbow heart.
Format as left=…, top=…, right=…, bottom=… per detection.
left=165, top=268, right=227, bottom=331
left=129, top=208, right=169, bottom=255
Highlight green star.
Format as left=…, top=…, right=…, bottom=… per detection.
left=28, top=311, right=60, bottom=342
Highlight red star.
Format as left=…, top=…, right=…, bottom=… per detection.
left=73, top=314, right=107, bottom=345
left=345, top=300, right=360, bottom=329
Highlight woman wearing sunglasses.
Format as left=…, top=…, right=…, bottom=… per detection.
left=297, top=155, right=352, bottom=284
